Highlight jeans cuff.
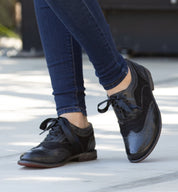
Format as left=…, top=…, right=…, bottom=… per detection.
left=57, top=106, right=87, bottom=117
left=103, top=67, right=128, bottom=90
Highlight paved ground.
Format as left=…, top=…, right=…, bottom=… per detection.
left=0, top=54, right=178, bottom=192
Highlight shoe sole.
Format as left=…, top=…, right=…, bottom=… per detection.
left=128, top=60, right=162, bottom=163
left=18, top=150, right=97, bottom=168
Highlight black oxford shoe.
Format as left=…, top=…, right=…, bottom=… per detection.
left=18, top=117, right=97, bottom=168
left=98, top=59, right=162, bottom=163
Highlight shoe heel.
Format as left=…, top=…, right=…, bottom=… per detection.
left=126, top=59, right=154, bottom=91
left=144, top=68, right=154, bottom=91
left=74, top=150, right=97, bottom=162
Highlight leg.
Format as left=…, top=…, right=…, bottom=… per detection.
left=35, top=0, right=130, bottom=126
left=44, top=0, right=128, bottom=90
left=43, top=0, right=161, bottom=163
left=18, top=0, right=97, bottom=168
left=18, top=0, right=161, bottom=167
left=34, top=0, right=88, bottom=127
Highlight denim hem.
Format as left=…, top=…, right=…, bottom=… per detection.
left=57, top=107, right=87, bottom=117
left=103, top=67, right=128, bottom=90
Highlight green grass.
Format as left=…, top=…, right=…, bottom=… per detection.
left=0, top=23, right=19, bottom=38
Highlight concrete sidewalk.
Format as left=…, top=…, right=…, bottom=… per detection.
left=0, top=55, right=178, bottom=192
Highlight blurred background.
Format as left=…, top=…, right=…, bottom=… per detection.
left=0, top=0, right=43, bottom=57
left=0, top=0, right=178, bottom=58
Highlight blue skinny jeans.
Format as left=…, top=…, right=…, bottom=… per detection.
left=33, top=0, right=128, bottom=116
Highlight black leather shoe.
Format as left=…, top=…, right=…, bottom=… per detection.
left=98, top=59, right=162, bottom=163
left=18, top=117, right=97, bottom=168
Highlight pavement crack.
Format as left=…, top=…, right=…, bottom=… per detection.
left=95, top=171, right=178, bottom=191
left=0, top=153, right=21, bottom=159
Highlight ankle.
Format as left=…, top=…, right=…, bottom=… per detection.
left=60, top=112, right=89, bottom=129
left=107, top=67, right=131, bottom=96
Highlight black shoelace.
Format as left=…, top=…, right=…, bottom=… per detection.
left=39, top=117, right=83, bottom=153
left=97, top=94, right=141, bottom=124
left=39, top=118, right=66, bottom=142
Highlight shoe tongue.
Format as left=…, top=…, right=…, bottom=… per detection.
left=43, top=123, right=67, bottom=143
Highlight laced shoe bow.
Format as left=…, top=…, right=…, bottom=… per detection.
left=98, top=93, right=141, bottom=125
